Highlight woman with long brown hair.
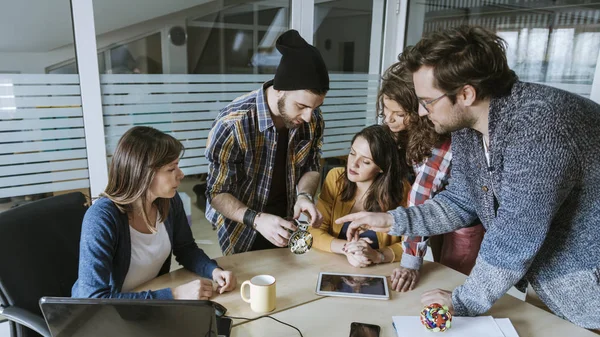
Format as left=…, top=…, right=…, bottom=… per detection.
left=72, top=126, right=236, bottom=299
left=378, top=50, right=484, bottom=292
left=309, top=125, right=410, bottom=267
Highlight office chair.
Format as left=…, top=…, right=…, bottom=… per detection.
left=0, top=192, right=88, bottom=337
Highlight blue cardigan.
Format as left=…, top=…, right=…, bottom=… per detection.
left=72, top=193, right=219, bottom=299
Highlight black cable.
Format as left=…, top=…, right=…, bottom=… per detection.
left=224, top=315, right=303, bottom=337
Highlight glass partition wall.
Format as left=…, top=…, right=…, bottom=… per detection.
left=4, top=0, right=600, bottom=209
left=0, top=0, right=90, bottom=209
left=405, top=0, right=600, bottom=98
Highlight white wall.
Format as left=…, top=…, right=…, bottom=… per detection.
left=162, top=18, right=189, bottom=74
left=0, top=321, right=9, bottom=337
left=0, top=52, right=47, bottom=74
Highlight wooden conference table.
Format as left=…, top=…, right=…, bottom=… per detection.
left=136, top=249, right=597, bottom=337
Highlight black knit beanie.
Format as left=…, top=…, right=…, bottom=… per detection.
left=273, top=30, right=329, bottom=92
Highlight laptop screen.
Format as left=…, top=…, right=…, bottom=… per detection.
left=40, top=297, right=219, bottom=337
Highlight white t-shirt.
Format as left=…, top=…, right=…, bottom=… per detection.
left=121, top=219, right=171, bottom=292
left=483, top=136, right=490, bottom=167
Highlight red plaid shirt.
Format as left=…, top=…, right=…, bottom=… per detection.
left=401, top=139, right=452, bottom=267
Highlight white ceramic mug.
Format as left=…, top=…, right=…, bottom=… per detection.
left=240, top=275, right=276, bottom=313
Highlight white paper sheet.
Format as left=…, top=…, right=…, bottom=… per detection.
left=494, top=318, right=520, bottom=337
left=392, top=316, right=506, bottom=337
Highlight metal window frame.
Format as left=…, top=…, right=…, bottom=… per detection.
left=71, top=0, right=107, bottom=199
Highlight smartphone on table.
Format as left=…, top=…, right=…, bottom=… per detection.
left=349, top=322, right=381, bottom=337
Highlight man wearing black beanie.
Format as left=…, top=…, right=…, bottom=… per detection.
left=205, top=29, right=330, bottom=255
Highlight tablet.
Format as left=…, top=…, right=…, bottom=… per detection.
left=315, top=272, right=390, bottom=300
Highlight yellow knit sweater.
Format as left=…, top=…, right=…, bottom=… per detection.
left=309, top=167, right=409, bottom=262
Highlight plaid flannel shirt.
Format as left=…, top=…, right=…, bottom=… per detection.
left=401, top=138, right=452, bottom=270
left=205, top=81, right=324, bottom=255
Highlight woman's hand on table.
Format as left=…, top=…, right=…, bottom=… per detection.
left=343, top=238, right=382, bottom=264
left=390, top=267, right=420, bottom=292
left=171, top=278, right=214, bottom=300
left=344, top=249, right=372, bottom=268
left=212, top=268, right=237, bottom=294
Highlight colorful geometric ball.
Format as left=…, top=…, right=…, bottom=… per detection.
left=419, top=303, right=453, bottom=332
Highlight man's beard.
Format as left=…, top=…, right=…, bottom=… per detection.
left=432, top=103, right=472, bottom=134
left=277, top=96, right=301, bottom=129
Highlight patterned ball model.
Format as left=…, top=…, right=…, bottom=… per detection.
left=420, top=303, right=452, bottom=332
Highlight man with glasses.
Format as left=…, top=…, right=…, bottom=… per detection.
left=419, top=94, right=446, bottom=113
left=337, top=25, right=600, bottom=331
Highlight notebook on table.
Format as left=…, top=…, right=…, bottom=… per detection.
left=392, top=316, right=519, bottom=337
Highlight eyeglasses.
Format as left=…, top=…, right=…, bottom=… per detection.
left=418, top=93, right=447, bottom=114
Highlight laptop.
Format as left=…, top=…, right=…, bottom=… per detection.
left=39, top=297, right=231, bottom=337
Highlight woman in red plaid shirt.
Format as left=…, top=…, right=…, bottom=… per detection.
left=378, top=54, right=485, bottom=292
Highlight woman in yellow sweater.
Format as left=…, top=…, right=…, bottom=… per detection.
left=309, top=125, right=410, bottom=267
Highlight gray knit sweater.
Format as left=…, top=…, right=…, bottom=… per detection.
left=388, top=81, right=600, bottom=329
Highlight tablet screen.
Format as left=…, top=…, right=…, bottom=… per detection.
left=317, top=273, right=388, bottom=298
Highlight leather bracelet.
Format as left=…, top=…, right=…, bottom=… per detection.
left=243, top=208, right=258, bottom=228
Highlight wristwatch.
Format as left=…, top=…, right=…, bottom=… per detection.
left=288, top=218, right=313, bottom=255
left=296, top=192, right=314, bottom=203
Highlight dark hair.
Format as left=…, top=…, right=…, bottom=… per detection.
left=338, top=125, right=407, bottom=212
left=103, top=126, right=184, bottom=227
left=403, top=25, right=518, bottom=102
left=380, top=49, right=449, bottom=165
